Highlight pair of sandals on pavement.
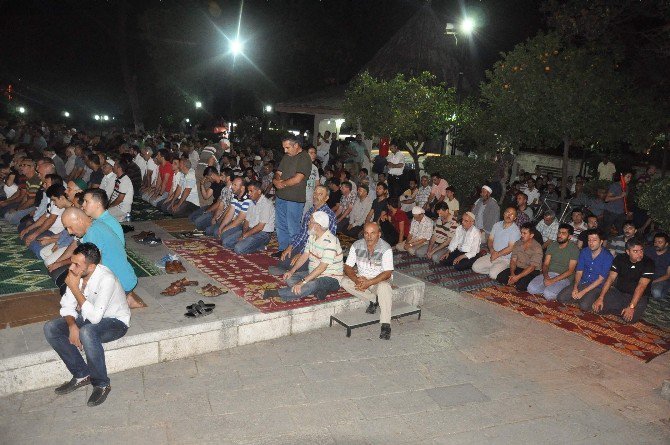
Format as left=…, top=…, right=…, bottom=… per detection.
left=160, top=278, right=228, bottom=298
left=185, top=300, right=215, bottom=318
left=132, top=231, right=162, bottom=246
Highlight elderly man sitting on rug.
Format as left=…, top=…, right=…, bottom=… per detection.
left=44, top=242, right=130, bottom=407
left=263, top=211, right=342, bottom=302
left=341, top=222, right=394, bottom=340
left=269, top=185, right=337, bottom=276
left=228, top=181, right=275, bottom=254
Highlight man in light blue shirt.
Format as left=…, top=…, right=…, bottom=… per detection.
left=472, top=207, right=521, bottom=279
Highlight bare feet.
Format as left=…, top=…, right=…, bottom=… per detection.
left=127, top=291, right=147, bottom=309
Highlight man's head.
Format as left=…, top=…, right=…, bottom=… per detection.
left=179, top=158, right=191, bottom=173
left=376, top=182, right=388, bottom=199
left=231, top=177, right=245, bottom=196
left=520, top=222, right=535, bottom=242
left=341, top=181, right=352, bottom=195
left=571, top=209, right=583, bottom=225
left=621, top=170, right=633, bottom=184
left=445, top=186, right=455, bottom=200
left=69, top=243, right=101, bottom=279
left=526, top=178, right=536, bottom=190
left=461, top=211, right=475, bottom=230
left=281, top=136, right=302, bottom=156
left=313, top=185, right=330, bottom=208
left=307, top=146, right=317, bottom=162
left=586, top=215, right=598, bottom=229
left=87, top=153, right=101, bottom=170
left=435, top=201, right=451, bottom=219
left=47, top=184, right=68, bottom=209
left=503, top=207, right=517, bottom=224
left=66, top=180, right=83, bottom=202
left=362, top=222, right=381, bottom=245
left=543, top=210, right=556, bottom=225
left=328, top=178, right=340, bottom=191
left=412, top=206, right=425, bottom=221
left=114, top=160, right=129, bottom=177
left=431, top=173, right=441, bottom=185
left=62, top=207, right=92, bottom=238
left=140, top=147, right=153, bottom=161
left=246, top=180, right=263, bottom=201
left=516, top=192, right=528, bottom=208
left=557, top=223, right=574, bottom=244
left=309, top=211, right=329, bottom=237
left=584, top=229, right=605, bottom=252
left=420, top=175, right=429, bottom=187
left=204, top=166, right=219, bottom=182
left=480, top=185, right=492, bottom=201
left=408, top=178, right=417, bottom=190
left=82, top=188, right=109, bottom=218
left=359, top=168, right=369, bottom=179
left=653, top=232, right=669, bottom=252
left=387, top=196, right=399, bottom=212
left=37, top=160, right=55, bottom=180
left=102, top=159, right=115, bottom=175
left=389, top=141, right=399, bottom=153
left=357, top=184, right=369, bottom=200
left=619, top=222, right=637, bottom=240
left=625, top=238, right=644, bottom=263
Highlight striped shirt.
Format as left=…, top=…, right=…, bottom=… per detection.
left=307, top=230, right=344, bottom=282
left=230, top=192, right=252, bottom=217
left=433, top=216, right=459, bottom=244
left=346, top=238, right=394, bottom=279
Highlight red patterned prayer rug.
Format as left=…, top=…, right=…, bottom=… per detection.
left=163, top=238, right=353, bottom=313
left=471, top=286, right=670, bottom=362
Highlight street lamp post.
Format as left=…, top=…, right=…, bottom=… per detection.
left=445, top=17, right=476, bottom=155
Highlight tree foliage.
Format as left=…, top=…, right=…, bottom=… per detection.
left=343, top=71, right=458, bottom=176
left=636, top=178, right=670, bottom=231
left=423, top=156, right=495, bottom=208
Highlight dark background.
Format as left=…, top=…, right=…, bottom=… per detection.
left=0, top=0, right=544, bottom=127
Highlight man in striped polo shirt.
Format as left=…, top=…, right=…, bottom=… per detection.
left=217, top=178, right=252, bottom=245
left=263, top=211, right=343, bottom=301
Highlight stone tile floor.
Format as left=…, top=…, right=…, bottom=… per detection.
left=2, top=285, right=669, bottom=444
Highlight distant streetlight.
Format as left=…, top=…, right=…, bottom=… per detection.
left=195, top=101, right=202, bottom=109
left=461, top=17, right=475, bottom=35
left=103, top=115, right=109, bottom=121
left=63, top=111, right=70, bottom=118
left=264, top=105, right=272, bottom=113
left=230, top=39, right=243, bottom=56
left=94, top=115, right=100, bottom=121
left=17, top=106, right=26, bottom=114
left=185, top=118, right=190, bottom=123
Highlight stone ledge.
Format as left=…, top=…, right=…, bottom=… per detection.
left=0, top=272, right=424, bottom=396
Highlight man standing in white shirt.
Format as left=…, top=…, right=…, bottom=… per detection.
left=108, top=160, right=134, bottom=222
left=44, top=243, right=130, bottom=407
left=597, top=157, right=616, bottom=181
left=441, top=211, right=482, bottom=271
left=386, top=141, right=405, bottom=200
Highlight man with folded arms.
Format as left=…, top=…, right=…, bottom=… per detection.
left=342, top=222, right=394, bottom=340
left=527, top=223, right=580, bottom=300
left=472, top=207, right=521, bottom=279
left=44, top=243, right=130, bottom=407
left=557, top=229, right=614, bottom=311
left=264, top=211, right=342, bottom=302
left=496, top=222, right=543, bottom=291
left=592, top=238, right=654, bottom=323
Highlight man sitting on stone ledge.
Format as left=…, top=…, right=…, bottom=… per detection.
left=592, top=238, right=654, bottom=323
left=269, top=185, right=337, bottom=276
left=44, top=242, right=130, bottom=407
left=263, top=211, right=342, bottom=302
left=341, top=222, right=394, bottom=340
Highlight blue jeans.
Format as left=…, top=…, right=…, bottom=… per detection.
left=0, top=201, right=20, bottom=217
left=277, top=271, right=341, bottom=301
left=651, top=281, right=670, bottom=299
left=205, top=223, right=219, bottom=237
left=189, top=207, right=206, bottom=222
left=221, top=226, right=243, bottom=249
left=526, top=272, right=571, bottom=300
left=44, top=315, right=128, bottom=387
left=6, top=207, right=35, bottom=225
left=192, top=210, right=214, bottom=230
left=28, top=230, right=54, bottom=257
left=275, top=198, right=304, bottom=251
left=234, top=231, right=271, bottom=254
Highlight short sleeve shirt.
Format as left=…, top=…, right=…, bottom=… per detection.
left=179, top=169, right=200, bottom=206
left=433, top=216, right=459, bottom=244
left=611, top=255, right=655, bottom=295
left=430, top=179, right=449, bottom=200
left=82, top=222, right=137, bottom=292
left=644, top=247, right=670, bottom=279
left=511, top=239, right=543, bottom=270
left=576, top=248, right=614, bottom=286
left=490, top=222, right=521, bottom=260
left=109, top=174, right=134, bottom=214
left=546, top=241, right=580, bottom=278
left=276, top=150, right=313, bottom=203
left=246, top=195, right=275, bottom=232
left=159, top=162, right=173, bottom=191
left=386, top=151, right=405, bottom=176
left=391, top=210, right=410, bottom=238
left=307, top=231, right=344, bottom=282
left=605, top=183, right=625, bottom=214
left=371, top=198, right=388, bottom=221
left=345, top=238, right=394, bottom=279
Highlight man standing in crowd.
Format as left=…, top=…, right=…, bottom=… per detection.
left=265, top=211, right=343, bottom=302
left=342, top=222, right=394, bottom=340
left=496, top=222, right=543, bottom=291
left=273, top=136, right=312, bottom=258
left=472, top=185, right=500, bottom=237
left=592, top=238, right=654, bottom=323
left=472, top=207, right=521, bottom=280
left=603, top=170, right=632, bottom=234
left=557, top=229, right=614, bottom=311
left=386, top=141, right=405, bottom=199
left=597, top=157, right=616, bottom=181
left=527, top=223, right=580, bottom=300
left=44, top=243, right=130, bottom=407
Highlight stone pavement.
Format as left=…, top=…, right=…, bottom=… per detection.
left=1, top=285, right=669, bottom=444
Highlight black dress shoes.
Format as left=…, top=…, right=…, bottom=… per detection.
left=55, top=376, right=90, bottom=395
left=366, top=302, right=378, bottom=314
left=380, top=323, right=391, bottom=340
left=87, top=385, right=111, bottom=407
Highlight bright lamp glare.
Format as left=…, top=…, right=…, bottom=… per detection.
left=18, top=107, right=26, bottom=114
left=63, top=111, right=70, bottom=118
left=461, top=17, right=475, bottom=34
left=195, top=101, right=202, bottom=109
left=185, top=118, right=190, bottom=123
left=103, top=115, right=109, bottom=121
left=94, top=115, right=100, bottom=121
left=230, top=39, right=243, bottom=56
left=265, top=105, right=272, bottom=113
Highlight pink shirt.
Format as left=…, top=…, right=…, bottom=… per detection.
left=430, top=178, right=449, bottom=199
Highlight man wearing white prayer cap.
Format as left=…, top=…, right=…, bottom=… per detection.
left=263, top=210, right=343, bottom=302
left=471, top=184, right=500, bottom=236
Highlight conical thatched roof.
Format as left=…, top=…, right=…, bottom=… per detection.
left=362, top=4, right=459, bottom=85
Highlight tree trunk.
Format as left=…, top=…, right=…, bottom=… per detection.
left=115, top=2, right=144, bottom=133
left=561, top=135, right=571, bottom=200
left=409, top=142, right=421, bottom=181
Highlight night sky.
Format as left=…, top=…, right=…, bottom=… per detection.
left=0, top=0, right=544, bottom=127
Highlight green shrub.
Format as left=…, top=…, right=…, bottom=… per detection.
left=423, top=156, right=496, bottom=208
left=635, top=178, right=670, bottom=231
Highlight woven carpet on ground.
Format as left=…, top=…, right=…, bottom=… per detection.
left=127, top=248, right=163, bottom=277
left=154, top=218, right=195, bottom=233
left=163, top=238, right=353, bottom=313
left=130, top=198, right=173, bottom=222
left=0, top=290, right=60, bottom=329
left=471, top=286, right=670, bottom=362
left=393, top=251, right=497, bottom=292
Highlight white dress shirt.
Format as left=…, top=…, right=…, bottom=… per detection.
left=448, top=225, right=482, bottom=259
left=386, top=151, right=406, bottom=176
left=60, top=264, right=131, bottom=326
